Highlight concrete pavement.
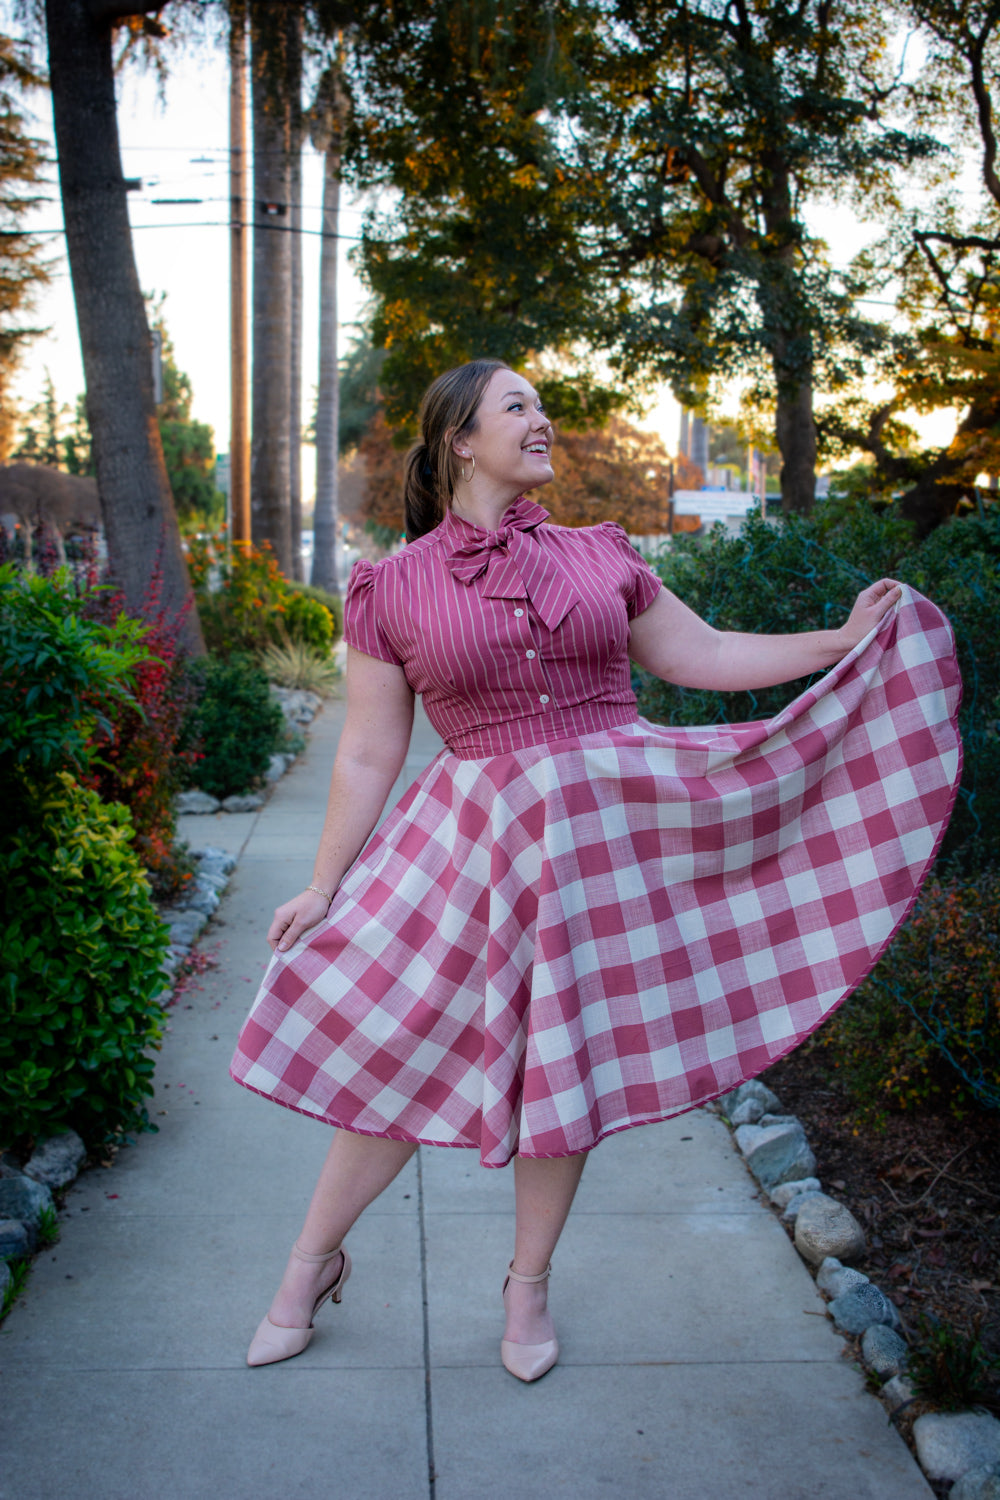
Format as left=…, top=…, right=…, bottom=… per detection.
left=0, top=686, right=932, bottom=1500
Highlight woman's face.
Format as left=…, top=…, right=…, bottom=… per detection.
left=456, top=368, right=554, bottom=497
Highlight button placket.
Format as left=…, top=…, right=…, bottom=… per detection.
left=510, top=599, right=555, bottom=710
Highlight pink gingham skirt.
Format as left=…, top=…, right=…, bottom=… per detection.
left=231, top=588, right=961, bottom=1166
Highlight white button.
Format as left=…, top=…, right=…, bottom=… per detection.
left=513, top=608, right=524, bottom=617
left=539, top=694, right=550, bottom=704
left=526, top=649, right=536, bottom=659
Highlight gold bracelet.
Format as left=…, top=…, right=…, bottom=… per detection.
left=307, top=883, right=333, bottom=903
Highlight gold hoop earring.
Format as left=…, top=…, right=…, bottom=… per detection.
left=459, top=453, right=476, bottom=484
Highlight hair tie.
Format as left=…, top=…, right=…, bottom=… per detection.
left=420, top=457, right=434, bottom=483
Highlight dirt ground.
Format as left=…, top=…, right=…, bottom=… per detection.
left=760, top=1045, right=1000, bottom=1372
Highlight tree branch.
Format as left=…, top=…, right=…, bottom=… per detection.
left=87, top=1, right=167, bottom=26
left=970, top=14, right=1000, bottom=207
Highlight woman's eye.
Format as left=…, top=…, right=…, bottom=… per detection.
left=507, top=402, right=523, bottom=411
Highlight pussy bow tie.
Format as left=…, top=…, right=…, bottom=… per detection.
left=444, top=496, right=580, bottom=630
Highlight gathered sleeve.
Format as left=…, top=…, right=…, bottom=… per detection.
left=343, top=559, right=406, bottom=666
left=597, top=522, right=663, bottom=620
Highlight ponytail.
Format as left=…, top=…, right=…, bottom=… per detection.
left=402, top=358, right=506, bottom=540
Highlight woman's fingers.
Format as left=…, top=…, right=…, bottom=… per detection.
left=267, top=891, right=332, bottom=952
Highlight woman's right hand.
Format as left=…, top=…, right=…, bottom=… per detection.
left=268, top=889, right=332, bottom=953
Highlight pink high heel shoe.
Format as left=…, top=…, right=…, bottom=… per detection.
left=500, top=1262, right=559, bottom=1382
left=246, top=1242, right=351, bottom=1367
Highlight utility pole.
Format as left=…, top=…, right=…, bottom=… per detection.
left=229, top=2, right=250, bottom=544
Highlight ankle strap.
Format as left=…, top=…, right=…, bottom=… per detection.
left=506, top=1261, right=551, bottom=1284
left=293, top=1241, right=344, bottom=1265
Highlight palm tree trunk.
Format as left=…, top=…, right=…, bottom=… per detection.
left=45, top=0, right=203, bottom=652
left=287, top=6, right=304, bottom=582
left=250, top=1, right=292, bottom=574
left=309, top=66, right=347, bottom=595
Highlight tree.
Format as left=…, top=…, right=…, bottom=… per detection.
left=150, top=307, right=225, bottom=529
left=0, top=33, right=49, bottom=462
left=824, top=0, right=1000, bottom=532
left=44, top=0, right=202, bottom=652
left=308, top=58, right=349, bottom=594
left=248, top=0, right=296, bottom=575
left=345, top=2, right=941, bottom=514
left=13, top=370, right=65, bottom=468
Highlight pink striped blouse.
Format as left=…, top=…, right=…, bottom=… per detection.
left=343, top=496, right=663, bottom=758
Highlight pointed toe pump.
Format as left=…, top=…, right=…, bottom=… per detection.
left=246, top=1243, right=351, bottom=1368
left=500, top=1262, right=559, bottom=1383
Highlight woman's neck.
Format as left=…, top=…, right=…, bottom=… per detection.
left=450, top=486, right=523, bottom=531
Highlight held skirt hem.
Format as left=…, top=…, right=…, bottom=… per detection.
left=230, top=587, right=962, bottom=1168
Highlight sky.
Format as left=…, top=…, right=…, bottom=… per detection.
left=10, top=21, right=958, bottom=496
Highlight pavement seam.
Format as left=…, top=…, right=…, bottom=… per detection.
left=417, top=1148, right=438, bottom=1499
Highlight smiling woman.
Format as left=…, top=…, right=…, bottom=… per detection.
left=230, top=357, right=961, bottom=1387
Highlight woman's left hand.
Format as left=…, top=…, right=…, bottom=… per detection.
left=838, top=579, right=903, bottom=652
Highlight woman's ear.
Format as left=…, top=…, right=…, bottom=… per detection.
left=447, top=426, right=472, bottom=461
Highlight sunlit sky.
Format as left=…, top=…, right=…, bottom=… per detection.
left=11, top=23, right=959, bottom=495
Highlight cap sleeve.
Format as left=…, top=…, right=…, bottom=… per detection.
left=343, top=559, right=405, bottom=666
left=598, top=522, right=663, bottom=620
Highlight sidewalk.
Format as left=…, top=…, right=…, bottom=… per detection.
left=0, top=688, right=932, bottom=1500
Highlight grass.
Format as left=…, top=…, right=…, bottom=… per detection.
left=259, top=640, right=340, bottom=696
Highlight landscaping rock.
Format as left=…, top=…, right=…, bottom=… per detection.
left=828, top=1282, right=899, bottom=1335
left=161, top=908, right=208, bottom=949
left=271, top=687, right=321, bottom=725
left=175, top=789, right=221, bottom=815
left=221, top=792, right=264, bottom=813
left=794, top=1193, right=866, bottom=1266
left=718, top=1080, right=781, bottom=1123
left=861, top=1323, right=908, bottom=1378
left=734, top=1119, right=816, bottom=1190
left=24, top=1131, right=86, bottom=1190
left=781, top=1190, right=823, bottom=1224
left=770, top=1178, right=822, bottom=1209
left=0, top=1174, right=53, bottom=1234
left=952, top=1462, right=1000, bottom=1500
left=191, top=868, right=229, bottom=893
left=266, top=752, right=290, bottom=782
left=160, top=948, right=186, bottom=983
left=191, top=847, right=237, bottom=874
left=0, top=1219, right=30, bottom=1258
left=182, top=882, right=220, bottom=917
left=880, top=1376, right=915, bottom=1415
left=913, top=1413, right=1000, bottom=1484
left=816, top=1257, right=869, bottom=1298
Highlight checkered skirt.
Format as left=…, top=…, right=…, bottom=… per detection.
left=231, top=588, right=961, bottom=1167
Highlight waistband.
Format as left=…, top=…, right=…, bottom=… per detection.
left=445, top=701, right=640, bottom=760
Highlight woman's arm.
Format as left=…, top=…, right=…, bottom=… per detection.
left=628, top=579, right=902, bottom=692
left=268, top=647, right=415, bottom=953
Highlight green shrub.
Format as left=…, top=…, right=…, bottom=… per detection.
left=0, top=565, right=149, bottom=786
left=282, top=589, right=334, bottom=653
left=258, top=639, right=341, bottom=695
left=288, top=581, right=343, bottom=645
left=181, top=652, right=285, bottom=799
left=0, top=773, right=169, bottom=1149
left=818, top=871, right=1000, bottom=1120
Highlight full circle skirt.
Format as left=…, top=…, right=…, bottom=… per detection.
left=231, top=588, right=962, bottom=1167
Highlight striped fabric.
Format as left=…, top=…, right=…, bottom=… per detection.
left=343, top=499, right=661, bottom=757
left=230, top=504, right=961, bottom=1166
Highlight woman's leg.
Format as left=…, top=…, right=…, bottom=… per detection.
left=266, top=1130, right=417, bottom=1329
left=503, top=1152, right=587, bottom=1346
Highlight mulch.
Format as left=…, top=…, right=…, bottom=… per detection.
left=760, top=1044, right=1000, bottom=1366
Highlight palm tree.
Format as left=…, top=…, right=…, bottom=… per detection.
left=308, top=60, right=348, bottom=594
left=44, top=0, right=203, bottom=652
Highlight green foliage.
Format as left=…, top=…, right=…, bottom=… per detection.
left=150, top=301, right=225, bottom=528
left=637, top=500, right=999, bottom=869
left=259, top=639, right=341, bottom=696
left=288, top=580, right=343, bottom=642
left=282, top=589, right=334, bottom=653
left=0, top=773, right=168, bottom=1150
left=181, top=653, right=285, bottom=799
left=636, top=502, right=915, bottom=729
left=36, top=1205, right=58, bottom=1248
left=186, top=534, right=338, bottom=657
left=908, top=1314, right=1000, bottom=1412
left=0, top=565, right=149, bottom=786
left=818, top=872, right=1000, bottom=1118
left=1, top=1257, right=29, bottom=1320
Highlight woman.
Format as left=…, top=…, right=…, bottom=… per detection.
left=231, top=359, right=960, bottom=1380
